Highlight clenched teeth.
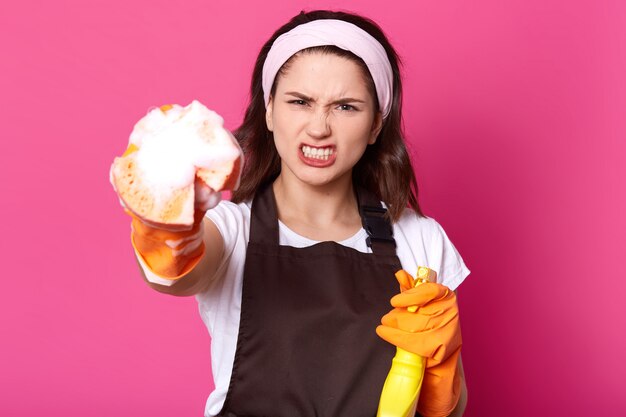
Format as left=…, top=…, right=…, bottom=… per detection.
left=302, top=145, right=333, bottom=160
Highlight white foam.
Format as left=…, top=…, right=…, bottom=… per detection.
left=129, top=100, right=240, bottom=192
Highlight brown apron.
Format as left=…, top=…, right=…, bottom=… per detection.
left=218, top=184, right=403, bottom=417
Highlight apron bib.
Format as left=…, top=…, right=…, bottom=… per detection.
left=219, top=184, right=403, bottom=417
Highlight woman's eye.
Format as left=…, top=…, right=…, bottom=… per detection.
left=289, top=99, right=308, bottom=106
left=338, top=104, right=357, bottom=111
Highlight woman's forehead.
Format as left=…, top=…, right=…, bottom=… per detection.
left=275, top=52, right=372, bottom=99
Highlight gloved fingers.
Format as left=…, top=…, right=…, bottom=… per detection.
left=165, top=221, right=205, bottom=253
left=132, top=216, right=181, bottom=240
left=194, top=178, right=222, bottom=212
left=409, top=294, right=458, bottom=316
left=390, top=282, right=452, bottom=308
left=381, top=307, right=450, bottom=333
left=170, top=235, right=204, bottom=257
left=376, top=325, right=443, bottom=359
left=131, top=212, right=204, bottom=241
left=395, top=269, right=416, bottom=292
left=126, top=207, right=196, bottom=232
left=380, top=306, right=461, bottom=356
left=376, top=324, right=462, bottom=365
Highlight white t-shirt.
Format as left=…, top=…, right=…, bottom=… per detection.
left=139, top=200, right=470, bottom=417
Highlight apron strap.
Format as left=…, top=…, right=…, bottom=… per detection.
left=249, top=183, right=280, bottom=245
left=356, top=186, right=397, bottom=257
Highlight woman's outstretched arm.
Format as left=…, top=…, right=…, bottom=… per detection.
left=139, top=216, right=225, bottom=297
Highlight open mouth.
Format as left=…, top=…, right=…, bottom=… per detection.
left=301, top=145, right=334, bottom=161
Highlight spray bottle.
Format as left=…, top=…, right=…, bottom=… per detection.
left=377, top=266, right=437, bottom=417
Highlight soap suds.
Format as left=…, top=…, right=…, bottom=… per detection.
left=129, top=100, right=240, bottom=193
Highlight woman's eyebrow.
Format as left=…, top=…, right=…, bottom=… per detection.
left=284, top=91, right=365, bottom=104
left=285, top=91, right=314, bottom=101
left=332, top=97, right=365, bottom=104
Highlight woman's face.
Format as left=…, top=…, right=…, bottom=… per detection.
left=266, top=51, right=382, bottom=189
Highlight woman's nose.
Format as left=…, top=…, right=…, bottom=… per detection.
left=305, top=110, right=331, bottom=139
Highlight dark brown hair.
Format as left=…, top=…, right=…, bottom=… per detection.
left=231, top=10, right=423, bottom=221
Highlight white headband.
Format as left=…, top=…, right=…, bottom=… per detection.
left=262, top=19, right=394, bottom=119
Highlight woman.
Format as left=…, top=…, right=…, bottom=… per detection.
left=127, top=10, right=469, bottom=417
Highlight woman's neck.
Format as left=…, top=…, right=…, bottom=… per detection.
left=272, top=174, right=362, bottom=241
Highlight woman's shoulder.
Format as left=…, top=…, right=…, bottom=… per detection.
left=394, top=207, right=443, bottom=238
left=204, top=199, right=253, bottom=243
left=393, top=207, right=470, bottom=290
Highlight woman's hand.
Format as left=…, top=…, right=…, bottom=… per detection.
left=126, top=178, right=221, bottom=279
left=376, top=270, right=463, bottom=417
left=376, top=279, right=461, bottom=364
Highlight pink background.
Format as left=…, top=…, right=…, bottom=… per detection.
left=1, top=0, right=624, bottom=415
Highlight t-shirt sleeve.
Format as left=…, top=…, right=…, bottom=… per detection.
left=204, top=200, right=250, bottom=274
left=429, top=219, right=470, bottom=291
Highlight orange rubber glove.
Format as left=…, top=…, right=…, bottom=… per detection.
left=119, top=142, right=220, bottom=279
left=130, top=205, right=208, bottom=278
left=376, top=270, right=462, bottom=417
